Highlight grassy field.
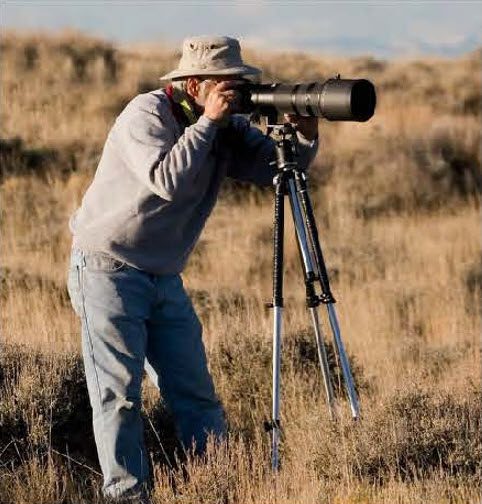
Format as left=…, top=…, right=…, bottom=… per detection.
left=0, top=32, right=480, bottom=503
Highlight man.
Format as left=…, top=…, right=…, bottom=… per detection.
left=67, top=35, right=318, bottom=501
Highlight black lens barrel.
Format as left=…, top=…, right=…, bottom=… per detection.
left=247, top=78, right=376, bottom=122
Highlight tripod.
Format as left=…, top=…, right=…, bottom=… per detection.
left=264, top=122, right=360, bottom=471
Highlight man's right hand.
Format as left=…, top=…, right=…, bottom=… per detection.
left=203, top=81, right=241, bottom=127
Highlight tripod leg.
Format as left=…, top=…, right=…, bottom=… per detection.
left=295, top=171, right=361, bottom=420
left=326, top=303, right=360, bottom=419
left=272, top=304, right=282, bottom=470
left=270, top=173, right=285, bottom=471
left=287, top=179, right=335, bottom=417
left=309, top=307, right=336, bottom=417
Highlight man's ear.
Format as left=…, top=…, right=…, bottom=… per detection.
left=186, top=77, right=200, bottom=98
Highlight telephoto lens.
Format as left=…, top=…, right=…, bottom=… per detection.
left=240, top=77, right=376, bottom=122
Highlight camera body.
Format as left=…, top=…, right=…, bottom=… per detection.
left=237, top=76, right=376, bottom=122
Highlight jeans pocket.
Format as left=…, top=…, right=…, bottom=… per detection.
left=67, top=265, right=82, bottom=316
left=84, top=251, right=127, bottom=273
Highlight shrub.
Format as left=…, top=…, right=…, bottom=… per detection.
left=313, top=385, right=481, bottom=482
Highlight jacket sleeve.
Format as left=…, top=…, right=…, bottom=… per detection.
left=113, top=96, right=219, bottom=201
left=226, top=116, right=319, bottom=187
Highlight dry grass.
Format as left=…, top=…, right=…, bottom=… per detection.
left=0, top=32, right=481, bottom=503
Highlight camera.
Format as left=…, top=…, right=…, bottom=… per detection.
left=237, top=76, right=376, bottom=122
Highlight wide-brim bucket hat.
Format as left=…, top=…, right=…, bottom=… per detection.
left=160, top=35, right=261, bottom=81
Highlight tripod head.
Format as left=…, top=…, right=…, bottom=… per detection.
left=265, top=120, right=302, bottom=174
left=266, top=121, right=297, bottom=139
left=252, top=109, right=299, bottom=139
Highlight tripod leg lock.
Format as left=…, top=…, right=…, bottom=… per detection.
left=305, top=282, right=320, bottom=308
left=306, top=296, right=319, bottom=308
left=319, top=292, right=336, bottom=304
left=265, top=300, right=284, bottom=309
left=264, top=419, right=282, bottom=432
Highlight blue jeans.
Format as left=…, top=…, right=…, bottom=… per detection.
left=67, top=247, right=226, bottom=499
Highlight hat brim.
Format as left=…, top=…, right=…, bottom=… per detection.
left=160, top=64, right=261, bottom=81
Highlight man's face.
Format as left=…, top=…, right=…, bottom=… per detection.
left=186, top=75, right=245, bottom=110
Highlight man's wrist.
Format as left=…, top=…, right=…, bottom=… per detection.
left=201, top=113, right=229, bottom=128
left=198, top=114, right=220, bottom=129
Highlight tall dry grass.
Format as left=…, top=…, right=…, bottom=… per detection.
left=1, top=32, right=480, bottom=503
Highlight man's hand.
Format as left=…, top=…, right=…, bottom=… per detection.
left=203, top=81, right=242, bottom=127
left=284, top=114, right=319, bottom=141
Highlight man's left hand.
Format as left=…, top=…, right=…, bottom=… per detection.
left=284, top=114, right=319, bottom=141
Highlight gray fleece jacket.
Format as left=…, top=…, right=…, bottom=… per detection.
left=70, top=89, right=319, bottom=274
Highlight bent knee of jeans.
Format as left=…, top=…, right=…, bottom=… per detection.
left=100, top=387, right=141, bottom=413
